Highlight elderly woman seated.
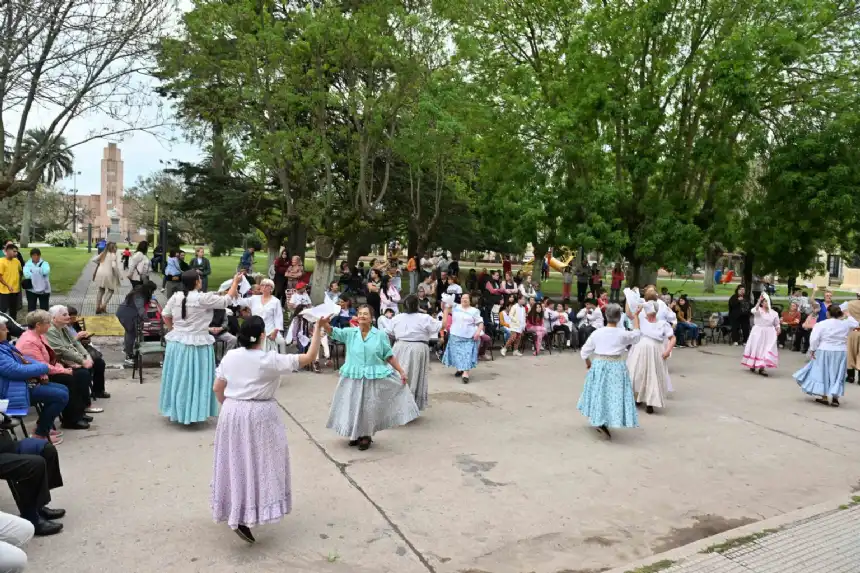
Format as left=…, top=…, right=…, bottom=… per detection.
left=17, top=310, right=91, bottom=432
left=45, top=305, right=107, bottom=416
left=0, top=315, right=70, bottom=442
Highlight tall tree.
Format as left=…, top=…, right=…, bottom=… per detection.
left=19, top=128, right=74, bottom=246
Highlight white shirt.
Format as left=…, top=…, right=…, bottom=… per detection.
left=163, top=291, right=233, bottom=345
left=216, top=348, right=300, bottom=400
left=577, top=307, right=605, bottom=328
left=420, top=257, right=434, bottom=271
left=581, top=326, right=641, bottom=359
left=810, top=317, right=859, bottom=352
left=380, top=286, right=401, bottom=314
left=385, top=313, right=442, bottom=341
left=449, top=305, right=483, bottom=338
left=325, top=290, right=341, bottom=303
left=544, top=308, right=559, bottom=331
left=377, top=315, right=395, bottom=332
left=446, top=284, right=463, bottom=295
left=519, top=283, right=537, bottom=298
left=508, top=304, right=526, bottom=333
left=235, top=295, right=284, bottom=336
left=638, top=318, right=674, bottom=342
left=656, top=300, right=677, bottom=325
left=289, top=292, right=312, bottom=308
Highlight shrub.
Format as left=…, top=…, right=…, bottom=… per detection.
left=45, top=230, right=78, bottom=247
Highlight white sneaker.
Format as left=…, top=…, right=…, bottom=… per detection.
left=514, top=350, right=523, bottom=357
left=566, top=340, right=571, bottom=347
left=500, top=347, right=507, bottom=357
left=160, top=288, right=165, bottom=293
left=733, top=342, right=738, bottom=346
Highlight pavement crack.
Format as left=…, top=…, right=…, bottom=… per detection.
left=733, top=414, right=844, bottom=456
left=792, top=412, right=860, bottom=434
left=277, top=401, right=436, bottom=573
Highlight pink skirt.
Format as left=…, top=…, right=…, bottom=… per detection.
left=741, top=325, right=779, bottom=369
left=211, top=399, right=291, bottom=529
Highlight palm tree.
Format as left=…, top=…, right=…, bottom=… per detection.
left=19, top=128, right=74, bottom=246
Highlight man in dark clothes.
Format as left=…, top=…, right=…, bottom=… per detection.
left=0, top=431, right=65, bottom=535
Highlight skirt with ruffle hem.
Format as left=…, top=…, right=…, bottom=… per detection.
left=211, top=399, right=291, bottom=529
left=794, top=349, right=846, bottom=398
left=159, top=341, right=218, bottom=424
left=741, top=326, right=779, bottom=370
left=326, top=373, right=419, bottom=440
left=577, top=355, right=639, bottom=428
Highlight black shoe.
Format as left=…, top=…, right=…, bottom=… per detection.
left=597, top=425, right=612, bottom=439
left=646, top=406, right=654, bottom=414
left=81, top=415, right=94, bottom=422
left=92, top=392, right=111, bottom=399
left=832, top=398, right=840, bottom=408
left=758, top=368, right=768, bottom=377
left=39, top=507, right=65, bottom=520
left=454, top=371, right=463, bottom=377
left=34, top=519, right=63, bottom=536
left=61, top=420, right=90, bottom=430
left=357, top=437, right=372, bottom=451
left=348, top=440, right=359, bottom=447
left=234, top=524, right=255, bottom=544
left=462, top=376, right=470, bottom=384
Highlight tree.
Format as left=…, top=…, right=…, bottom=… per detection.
left=18, top=129, right=74, bottom=246
left=0, top=0, right=173, bottom=199
left=124, top=171, right=207, bottom=245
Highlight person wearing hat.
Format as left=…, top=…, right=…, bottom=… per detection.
left=288, top=282, right=312, bottom=312
left=741, top=292, right=780, bottom=376
left=576, top=296, right=604, bottom=346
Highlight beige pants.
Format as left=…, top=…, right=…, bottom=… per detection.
left=96, top=287, right=115, bottom=309
left=0, top=512, right=33, bottom=573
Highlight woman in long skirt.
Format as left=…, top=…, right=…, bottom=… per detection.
left=384, top=296, right=448, bottom=410
left=211, top=315, right=325, bottom=543
left=628, top=302, right=676, bottom=414
left=741, top=293, right=780, bottom=376
left=442, top=293, right=484, bottom=384
left=578, top=304, right=641, bottom=439
left=794, top=304, right=858, bottom=407
left=322, top=305, right=418, bottom=451
left=160, top=271, right=242, bottom=424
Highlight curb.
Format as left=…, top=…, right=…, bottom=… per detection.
left=604, top=494, right=858, bottom=573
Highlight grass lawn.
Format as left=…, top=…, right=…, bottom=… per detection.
left=37, top=247, right=97, bottom=293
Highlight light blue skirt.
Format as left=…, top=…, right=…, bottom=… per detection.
left=577, top=356, right=639, bottom=428
left=442, top=334, right=479, bottom=371
left=794, top=349, right=846, bottom=398
left=159, top=341, right=218, bottom=424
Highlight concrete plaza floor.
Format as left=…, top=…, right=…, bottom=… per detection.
left=18, top=342, right=860, bottom=573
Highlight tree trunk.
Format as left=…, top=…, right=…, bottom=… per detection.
left=311, top=234, right=338, bottom=305
left=742, top=252, right=755, bottom=303
left=627, top=261, right=658, bottom=289
left=703, top=258, right=716, bottom=293
left=265, top=234, right=282, bottom=273
left=287, top=221, right=307, bottom=261
left=19, top=189, right=33, bottom=247
left=346, top=231, right=374, bottom=269
left=531, top=243, right=548, bottom=286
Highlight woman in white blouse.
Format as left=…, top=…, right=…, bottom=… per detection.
left=627, top=302, right=676, bottom=414
left=211, top=315, right=326, bottom=543
left=518, top=276, right=537, bottom=299
left=233, top=279, right=285, bottom=353
left=794, top=304, right=859, bottom=407
left=577, top=297, right=605, bottom=345
left=385, top=295, right=448, bottom=410
left=578, top=304, right=641, bottom=439
left=441, top=293, right=484, bottom=384
left=160, top=270, right=242, bottom=425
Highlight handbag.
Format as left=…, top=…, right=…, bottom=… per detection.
left=22, top=261, right=41, bottom=290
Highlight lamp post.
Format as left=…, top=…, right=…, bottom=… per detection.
left=153, top=191, right=159, bottom=251
left=71, top=170, right=81, bottom=234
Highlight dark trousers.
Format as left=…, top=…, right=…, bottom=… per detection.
left=49, top=370, right=90, bottom=423
left=731, top=315, right=750, bottom=344
left=576, top=282, right=588, bottom=304
left=578, top=325, right=596, bottom=346
left=129, top=279, right=142, bottom=290
left=90, top=356, right=106, bottom=395
left=777, top=325, right=797, bottom=347
left=0, top=437, right=63, bottom=524
left=0, top=292, right=20, bottom=317
left=752, top=290, right=762, bottom=304
left=795, top=328, right=811, bottom=352
left=25, top=291, right=50, bottom=312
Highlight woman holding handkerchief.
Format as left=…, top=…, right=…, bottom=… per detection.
left=442, top=293, right=484, bottom=384
left=321, top=305, right=417, bottom=451
left=232, top=279, right=285, bottom=353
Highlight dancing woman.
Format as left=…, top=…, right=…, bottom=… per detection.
left=211, top=315, right=325, bottom=544
left=627, top=302, right=675, bottom=414
left=577, top=304, right=641, bottom=439
left=441, top=293, right=484, bottom=384
left=385, top=296, right=448, bottom=410
left=741, top=293, right=780, bottom=377
left=322, top=305, right=418, bottom=451
left=159, top=271, right=242, bottom=424
left=232, top=279, right=285, bottom=353
left=793, top=304, right=858, bottom=407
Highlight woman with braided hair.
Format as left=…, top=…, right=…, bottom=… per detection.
left=159, top=270, right=243, bottom=425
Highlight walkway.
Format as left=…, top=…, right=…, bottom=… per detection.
left=54, top=258, right=161, bottom=316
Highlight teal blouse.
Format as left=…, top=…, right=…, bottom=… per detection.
left=331, top=326, right=394, bottom=379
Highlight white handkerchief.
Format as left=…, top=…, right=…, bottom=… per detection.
left=218, top=276, right=252, bottom=296
left=804, top=282, right=815, bottom=289
left=624, top=288, right=643, bottom=312
left=441, top=293, right=456, bottom=308
left=300, top=299, right=340, bottom=323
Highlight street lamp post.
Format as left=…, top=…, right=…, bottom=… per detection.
left=71, top=170, right=81, bottom=234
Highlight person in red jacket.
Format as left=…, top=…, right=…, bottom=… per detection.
left=273, top=249, right=290, bottom=301
left=610, top=264, right=624, bottom=302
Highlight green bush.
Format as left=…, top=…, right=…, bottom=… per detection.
left=44, top=230, right=78, bottom=247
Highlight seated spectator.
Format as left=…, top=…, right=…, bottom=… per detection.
left=597, top=291, right=609, bottom=310
left=445, top=275, right=463, bottom=304
left=325, top=281, right=341, bottom=304
left=471, top=294, right=494, bottom=360
left=0, top=510, right=34, bottom=571
left=499, top=301, right=512, bottom=343
left=796, top=302, right=819, bottom=353
left=519, top=276, right=537, bottom=299
left=46, top=305, right=107, bottom=414
left=17, top=310, right=90, bottom=431
left=577, top=297, right=604, bottom=345
left=209, top=307, right=237, bottom=352
left=66, top=306, right=108, bottom=399
left=116, top=281, right=158, bottom=366
left=672, top=295, right=699, bottom=347
left=526, top=303, right=547, bottom=355
left=552, top=302, right=577, bottom=348
left=660, top=287, right=672, bottom=305
left=778, top=302, right=801, bottom=348
left=377, top=308, right=396, bottom=335
left=0, top=428, right=66, bottom=536
left=288, top=282, right=311, bottom=311
left=416, top=289, right=431, bottom=314
left=0, top=317, right=68, bottom=445
left=332, top=296, right=356, bottom=328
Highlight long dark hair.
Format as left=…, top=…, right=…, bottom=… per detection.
left=125, top=280, right=157, bottom=306
left=527, top=303, right=543, bottom=322
left=237, top=316, right=266, bottom=348
left=136, top=240, right=149, bottom=255
left=179, top=270, right=200, bottom=319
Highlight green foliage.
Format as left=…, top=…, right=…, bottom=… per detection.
left=44, top=230, right=77, bottom=248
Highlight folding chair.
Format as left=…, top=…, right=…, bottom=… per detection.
left=132, top=318, right=166, bottom=384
